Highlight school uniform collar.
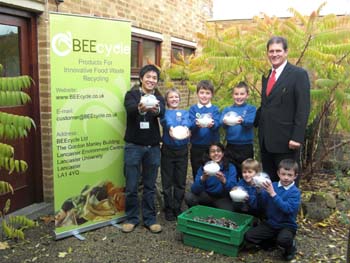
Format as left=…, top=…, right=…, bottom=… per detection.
left=278, top=181, right=294, bottom=190
left=271, top=60, right=287, bottom=80
left=197, top=102, right=212, bottom=108
left=233, top=102, right=247, bottom=107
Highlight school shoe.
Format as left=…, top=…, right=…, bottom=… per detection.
left=121, top=223, right=136, bottom=233
left=284, top=240, right=297, bottom=261
left=146, top=223, right=162, bottom=234
left=241, top=241, right=260, bottom=251
left=260, top=239, right=276, bottom=251
left=165, top=211, right=176, bottom=221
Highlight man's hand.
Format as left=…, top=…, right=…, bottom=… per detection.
left=138, top=101, right=160, bottom=114
left=289, top=140, right=301, bottom=150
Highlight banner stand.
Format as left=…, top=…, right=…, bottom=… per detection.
left=50, top=13, right=130, bottom=240
left=55, top=215, right=126, bottom=240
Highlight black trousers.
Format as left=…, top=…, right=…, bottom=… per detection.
left=160, top=145, right=188, bottom=214
left=225, top=143, right=254, bottom=180
left=245, top=221, right=296, bottom=250
left=260, top=141, right=301, bottom=185
left=184, top=191, right=234, bottom=212
left=190, top=145, right=209, bottom=181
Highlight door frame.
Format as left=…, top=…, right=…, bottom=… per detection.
left=0, top=5, right=43, bottom=203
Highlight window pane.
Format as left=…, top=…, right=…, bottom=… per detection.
left=184, top=47, right=194, bottom=57
left=131, top=40, right=139, bottom=68
left=0, top=25, right=20, bottom=76
left=172, top=48, right=182, bottom=61
left=143, top=40, right=156, bottom=65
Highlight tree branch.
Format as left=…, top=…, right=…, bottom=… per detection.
left=296, top=34, right=312, bottom=66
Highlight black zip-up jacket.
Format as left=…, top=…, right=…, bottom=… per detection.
left=124, top=88, right=165, bottom=146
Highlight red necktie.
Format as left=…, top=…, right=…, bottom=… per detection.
left=266, top=70, right=276, bottom=96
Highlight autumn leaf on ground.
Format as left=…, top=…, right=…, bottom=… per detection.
left=0, top=241, right=10, bottom=250
left=314, top=222, right=329, bottom=227
left=58, top=252, right=68, bottom=258
left=40, top=215, right=55, bottom=224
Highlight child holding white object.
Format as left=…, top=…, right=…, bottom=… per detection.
left=160, top=88, right=190, bottom=221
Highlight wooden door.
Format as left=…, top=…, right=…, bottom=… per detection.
left=0, top=9, right=42, bottom=212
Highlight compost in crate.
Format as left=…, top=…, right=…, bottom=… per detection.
left=193, top=216, right=239, bottom=229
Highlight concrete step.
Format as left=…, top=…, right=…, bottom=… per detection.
left=8, top=202, right=54, bottom=220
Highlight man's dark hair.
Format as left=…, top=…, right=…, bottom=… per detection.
left=266, top=36, right=288, bottom=51
left=196, top=80, right=214, bottom=94
left=139, top=64, right=160, bottom=82
left=138, top=64, right=162, bottom=96
left=278, top=159, right=298, bottom=174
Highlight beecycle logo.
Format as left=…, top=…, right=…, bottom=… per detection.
left=51, top=32, right=130, bottom=57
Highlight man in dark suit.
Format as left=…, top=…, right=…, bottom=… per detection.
left=256, top=36, right=310, bottom=184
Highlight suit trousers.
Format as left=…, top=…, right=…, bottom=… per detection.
left=261, top=141, right=301, bottom=185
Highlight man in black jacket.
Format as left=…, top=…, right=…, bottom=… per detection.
left=256, top=36, right=310, bottom=184
left=122, top=65, right=165, bottom=233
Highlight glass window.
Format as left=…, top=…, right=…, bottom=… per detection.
left=143, top=40, right=156, bottom=66
left=171, top=44, right=195, bottom=63
left=172, top=46, right=183, bottom=61
left=131, top=36, right=161, bottom=75
left=0, top=24, right=20, bottom=76
left=131, top=40, right=139, bottom=68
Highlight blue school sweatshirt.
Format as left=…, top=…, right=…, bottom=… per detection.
left=259, top=182, right=301, bottom=230
left=189, top=104, right=220, bottom=146
left=237, top=179, right=258, bottom=211
left=160, top=109, right=190, bottom=149
left=191, top=163, right=238, bottom=196
left=220, top=103, right=256, bottom=145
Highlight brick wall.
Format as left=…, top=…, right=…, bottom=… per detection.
left=38, top=0, right=212, bottom=200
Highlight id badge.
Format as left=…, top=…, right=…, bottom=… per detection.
left=140, top=121, right=150, bottom=129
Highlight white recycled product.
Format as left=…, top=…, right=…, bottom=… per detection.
left=253, top=172, right=271, bottom=187
left=172, top=126, right=188, bottom=140
left=197, top=113, right=213, bottom=127
left=203, top=161, right=220, bottom=176
left=140, top=94, right=157, bottom=108
left=223, top=111, right=240, bottom=126
left=229, top=187, right=248, bottom=202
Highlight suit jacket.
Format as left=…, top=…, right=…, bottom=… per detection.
left=256, top=62, right=310, bottom=153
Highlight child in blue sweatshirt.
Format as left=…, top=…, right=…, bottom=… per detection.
left=160, top=88, right=190, bottom=221
left=245, top=159, right=300, bottom=261
left=220, top=82, right=256, bottom=179
left=189, top=80, right=220, bottom=181
left=231, top=158, right=260, bottom=216
left=184, top=143, right=237, bottom=211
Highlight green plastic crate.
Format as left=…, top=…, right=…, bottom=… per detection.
left=183, top=233, right=241, bottom=257
left=177, top=205, right=253, bottom=256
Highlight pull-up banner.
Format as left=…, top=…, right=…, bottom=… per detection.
left=49, top=13, right=130, bottom=239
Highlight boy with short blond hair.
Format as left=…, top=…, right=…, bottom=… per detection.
left=231, top=158, right=261, bottom=215
left=245, top=159, right=300, bottom=261
left=189, top=80, right=220, bottom=181
left=241, top=158, right=261, bottom=173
